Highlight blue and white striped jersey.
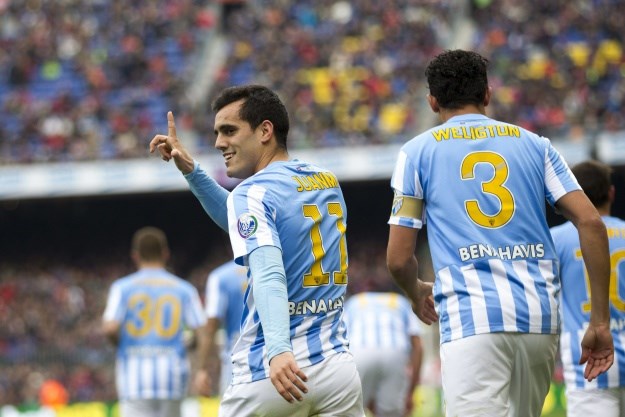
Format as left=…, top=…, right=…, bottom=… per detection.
left=344, top=292, right=421, bottom=352
left=551, top=216, right=625, bottom=389
left=389, top=114, right=580, bottom=344
left=204, top=260, right=248, bottom=363
left=103, top=268, right=206, bottom=400
left=226, top=160, right=350, bottom=384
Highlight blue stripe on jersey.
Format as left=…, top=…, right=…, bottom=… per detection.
left=476, top=266, right=504, bottom=329
left=249, top=312, right=267, bottom=381
left=450, top=268, right=476, bottom=338
left=527, top=262, right=553, bottom=334
left=306, top=315, right=327, bottom=365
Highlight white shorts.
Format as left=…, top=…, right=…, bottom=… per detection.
left=351, top=347, right=410, bottom=417
left=218, top=351, right=364, bottom=417
left=120, top=398, right=182, bottom=417
left=566, top=387, right=625, bottom=417
left=440, top=332, right=558, bottom=417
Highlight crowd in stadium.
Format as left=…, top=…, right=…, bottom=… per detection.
left=1, top=0, right=622, bottom=165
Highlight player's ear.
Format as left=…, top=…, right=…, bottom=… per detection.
left=484, top=86, right=492, bottom=107
left=427, top=94, right=439, bottom=113
left=259, top=120, right=274, bottom=143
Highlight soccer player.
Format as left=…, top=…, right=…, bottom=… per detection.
left=344, top=289, right=422, bottom=417
left=385, top=49, right=614, bottom=417
left=102, top=226, right=207, bottom=417
left=150, top=85, right=364, bottom=417
left=194, top=259, right=248, bottom=396
left=551, top=160, right=625, bottom=417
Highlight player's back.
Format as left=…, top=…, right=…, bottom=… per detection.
left=344, top=292, right=419, bottom=352
left=393, top=114, right=580, bottom=343
left=552, top=215, right=625, bottom=389
left=228, top=160, right=350, bottom=383
left=108, top=268, right=205, bottom=399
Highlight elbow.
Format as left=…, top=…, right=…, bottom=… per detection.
left=386, top=253, right=409, bottom=279
left=578, top=212, right=607, bottom=236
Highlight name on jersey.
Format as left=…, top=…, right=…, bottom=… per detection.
left=432, top=124, right=521, bottom=142
left=459, top=243, right=545, bottom=261
left=607, top=227, right=625, bottom=239
left=288, top=295, right=344, bottom=315
left=292, top=172, right=339, bottom=192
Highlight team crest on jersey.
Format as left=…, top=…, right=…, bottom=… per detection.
left=391, top=196, right=403, bottom=216
left=237, top=213, right=258, bottom=239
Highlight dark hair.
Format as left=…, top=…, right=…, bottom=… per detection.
left=132, top=227, right=168, bottom=262
left=571, top=160, right=613, bottom=207
left=425, top=49, right=489, bottom=110
left=211, top=85, right=290, bottom=149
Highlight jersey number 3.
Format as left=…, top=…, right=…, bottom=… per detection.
left=461, top=151, right=515, bottom=228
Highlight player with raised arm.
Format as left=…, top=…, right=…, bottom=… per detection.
left=102, top=227, right=207, bottom=417
left=386, top=49, right=613, bottom=417
left=551, top=160, right=625, bottom=417
left=150, top=85, right=364, bottom=417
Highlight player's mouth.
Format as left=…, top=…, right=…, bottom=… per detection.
left=223, top=152, right=234, bottom=163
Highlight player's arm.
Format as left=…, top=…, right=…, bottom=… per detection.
left=249, top=245, right=308, bottom=403
left=406, top=334, right=423, bottom=415
left=149, top=111, right=229, bottom=231
left=387, top=222, right=437, bottom=324
left=194, top=318, right=218, bottom=396
left=102, top=320, right=121, bottom=347
left=555, top=189, right=613, bottom=380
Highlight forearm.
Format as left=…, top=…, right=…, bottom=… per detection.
left=409, top=337, right=423, bottom=391
left=249, top=246, right=292, bottom=361
left=196, top=319, right=220, bottom=371
left=184, top=162, right=230, bottom=231
left=389, top=255, right=421, bottom=302
left=579, top=217, right=611, bottom=324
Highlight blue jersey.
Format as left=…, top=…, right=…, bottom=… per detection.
left=103, top=268, right=206, bottom=400
left=551, top=216, right=625, bottom=389
left=344, top=292, right=420, bottom=353
left=226, top=160, right=350, bottom=384
left=204, top=260, right=248, bottom=363
left=389, top=114, right=580, bottom=344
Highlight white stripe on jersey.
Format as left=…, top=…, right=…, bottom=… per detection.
left=205, top=270, right=221, bottom=318
left=489, top=259, right=518, bottom=332
left=544, top=147, right=568, bottom=202
left=463, top=264, right=490, bottom=333
left=320, top=314, right=338, bottom=356
left=103, top=285, right=122, bottom=321
left=227, top=195, right=246, bottom=257
left=156, top=356, right=168, bottom=396
left=378, top=310, right=393, bottom=349
left=172, top=356, right=182, bottom=396
left=439, top=267, right=463, bottom=340
left=128, top=356, right=140, bottom=398
left=512, top=261, right=543, bottom=332
left=538, top=260, right=559, bottom=331
left=248, top=185, right=274, bottom=246
left=391, top=151, right=407, bottom=191
left=141, top=357, right=154, bottom=396
left=560, top=331, right=576, bottom=387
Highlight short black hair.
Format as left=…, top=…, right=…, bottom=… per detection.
left=425, top=49, right=489, bottom=110
left=571, top=160, right=613, bottom=207
left=212, top=85, right=290, bottom=149
left=132, top=227, right=168, bottom=262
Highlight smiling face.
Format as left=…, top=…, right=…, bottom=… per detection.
left=214, top=99, right=264, bottom=179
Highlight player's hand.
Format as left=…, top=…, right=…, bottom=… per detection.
left=412, top=280, right=438, bottom=325
left=149, top=111, right=195, bottom=174
left=193, top=369, right=213, bottom=397
left=579, top=322, right=614, bottom=381
left=269, top=351, right=308, bottom=403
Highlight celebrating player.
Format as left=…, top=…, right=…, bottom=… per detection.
left=150, top=85, right=364, bottom=417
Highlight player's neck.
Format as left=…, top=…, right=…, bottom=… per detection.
left=138, top=261, right=166, bottom=269
left=438, top=104, right=486, bottom=123
left=597, top=203, right=611, bottom=216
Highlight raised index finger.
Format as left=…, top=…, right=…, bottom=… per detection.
left=168, top=111, right=177, bottom=139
